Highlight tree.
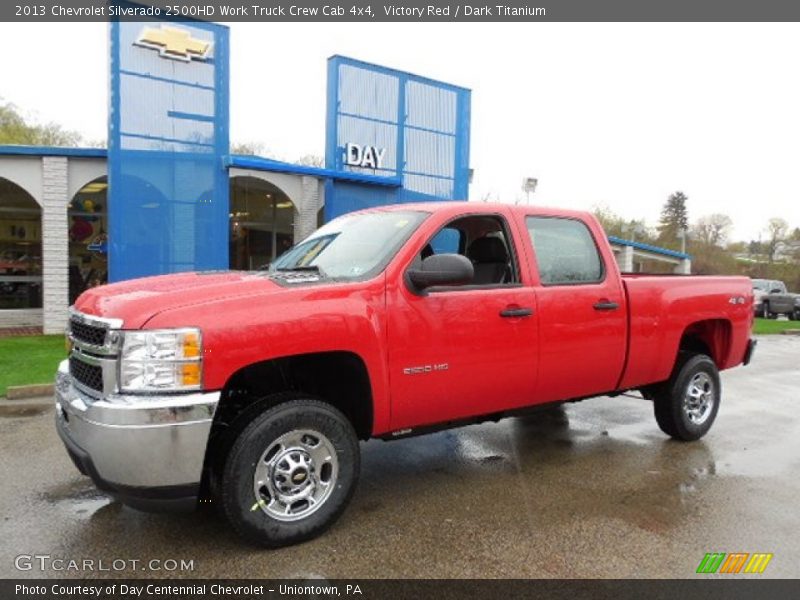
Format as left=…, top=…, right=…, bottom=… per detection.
left=230, top=141, right=266, bottom=156
left=592, top=204, right=651, bottom=242
left=691, top=213, right=733, bottom=248
left=0, top=99, right=81, bottom=146
left=657, top=191, right=689, bottom=248
left=294, top=154, right=325, bottom=168
left=592, top=204, right=625, bottom=236
left=726, top=241, right=747, bottom=254
left=765, top=217, right=789, bottom=263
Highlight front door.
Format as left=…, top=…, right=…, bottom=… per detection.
left=386, top=213, right=539, bottom=431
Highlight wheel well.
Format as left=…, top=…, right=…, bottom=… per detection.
left=679, top=319, right=732, bottom=368
left=200, top=351, right=373, bottom=500
left=213, top=351, right=373, bottom=439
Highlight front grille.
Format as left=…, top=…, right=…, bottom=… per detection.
left=69, top=356, right=103, bottom=393
left=70, top=318, right=107, bottom=347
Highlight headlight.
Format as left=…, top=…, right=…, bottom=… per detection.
left=119, top=328, right=202, bottom=392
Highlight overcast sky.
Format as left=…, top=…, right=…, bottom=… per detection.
left=2, top=22, right=799, bottom=241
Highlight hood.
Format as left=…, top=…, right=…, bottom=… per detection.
left=74, top=271, right=283, bottom=329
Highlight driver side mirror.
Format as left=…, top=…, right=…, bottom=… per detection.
left=407, top=253, right=474, bottom=291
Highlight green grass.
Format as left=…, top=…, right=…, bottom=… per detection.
left=0, top=335, right=66, bottom=397
left=753, top=318, right=800, bottom=335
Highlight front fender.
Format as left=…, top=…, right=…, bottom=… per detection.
left=143, top=277, right=391, bottom=433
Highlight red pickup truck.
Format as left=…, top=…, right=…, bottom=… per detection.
left=56, top=202, right=755, bottom=547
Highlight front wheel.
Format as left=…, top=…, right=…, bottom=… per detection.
left=653, top=354, right=721, bottom=441
left=221, top=398, right=360, bottom=548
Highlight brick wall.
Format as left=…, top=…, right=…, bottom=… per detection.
left=294, top=176, right=322, bottom=242
left=41, top=157, right=69, bottom=334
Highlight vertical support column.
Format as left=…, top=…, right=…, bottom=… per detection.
left=41, top=156, right=69, bottom=334
left=675, top=258, right=692, bottom=274
left=294, top=176, right=323, bottom=243
left=619, top=245, right=634, bottom=273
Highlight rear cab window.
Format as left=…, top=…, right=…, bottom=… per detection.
left=525, top=216, right=604, bottom=285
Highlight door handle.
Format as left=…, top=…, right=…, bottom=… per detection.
left=500, top=307, right=533, bottom=318
left=593, top=301, right=619, bottom=311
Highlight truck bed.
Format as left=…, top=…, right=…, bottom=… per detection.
left=618, top=274, right=753, bottom=390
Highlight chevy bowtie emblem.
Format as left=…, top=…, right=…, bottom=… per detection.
left=134, top=25, right=211, bottom=62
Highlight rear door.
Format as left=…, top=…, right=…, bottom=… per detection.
left=522, top=215, right=627, bottom=402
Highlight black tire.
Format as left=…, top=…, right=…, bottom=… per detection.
left=762, top=302, right=777, bottom=319
left=653, top=353, right=721, bottom=442
left=221, top=397, right=360, bottom=548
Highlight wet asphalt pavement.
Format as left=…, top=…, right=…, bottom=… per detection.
left=1, top=335, right=798, bottom=579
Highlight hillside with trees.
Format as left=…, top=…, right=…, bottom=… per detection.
left=595, top=192, right=800, bottom=292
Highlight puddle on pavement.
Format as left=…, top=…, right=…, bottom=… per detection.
left=455, top=434, right=513, bottom=470
left=40, top=480, right=114, bottom=519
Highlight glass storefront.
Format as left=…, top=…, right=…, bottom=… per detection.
left=68, top=177, right=108, bottom=303
left=0, top=178, right=42, bottom=310
left=229, top=177, right=296, bottom=270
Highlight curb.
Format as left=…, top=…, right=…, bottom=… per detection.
left=0, top=396, right=52, bottom=416
left=6, top=384, right=54, bottom=400
left=781, top=330, right=800, bottom=336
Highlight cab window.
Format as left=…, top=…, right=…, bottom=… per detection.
left=526, top=216, right=604, bottom=285
left=417, top=215, right=519, bottom=286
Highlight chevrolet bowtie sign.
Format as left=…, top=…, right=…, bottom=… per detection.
left=134, top=25, right=211, bottom=62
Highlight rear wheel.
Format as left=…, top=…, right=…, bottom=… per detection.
left=762, top=302, right=777, bottom=319
left=221, top=398, right=360, bottom=547
left=653, top=354, right=721, bottom=441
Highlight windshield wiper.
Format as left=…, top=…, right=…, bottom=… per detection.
left=275, top=265, right=327, bottom=277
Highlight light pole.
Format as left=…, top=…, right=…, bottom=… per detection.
left=678, top=228, right=689, bottom=254
left=621, top=222, right=645, bottom=243
left=521, top=177, right=538, bottom=205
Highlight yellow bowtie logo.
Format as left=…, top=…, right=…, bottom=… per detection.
left=134, top=25, right=211, bottom=62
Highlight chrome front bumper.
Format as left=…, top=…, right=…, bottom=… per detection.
left=54, top=360, right=219, bottom=510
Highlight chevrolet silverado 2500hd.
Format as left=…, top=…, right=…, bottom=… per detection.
left=56, top=202, right=756, bottom=547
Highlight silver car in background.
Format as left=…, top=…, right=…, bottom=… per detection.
left=752, top=279, right=800, bottom=320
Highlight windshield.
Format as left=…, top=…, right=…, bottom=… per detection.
left=271, top=210, right=428, bottom=280
left=752, top=279, right=769, bottom=291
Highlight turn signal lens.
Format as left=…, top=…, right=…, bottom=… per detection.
left=181, top=363, right=202, bottom=387
left=182, top=332, right=201, bottom=358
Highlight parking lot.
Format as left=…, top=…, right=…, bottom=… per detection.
left=1, top=335, right=798, bottom=579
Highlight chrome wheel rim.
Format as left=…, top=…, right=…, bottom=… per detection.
left=252, top=429, right=338, bottom=522
left=683, top=372, right=715, bottom=425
